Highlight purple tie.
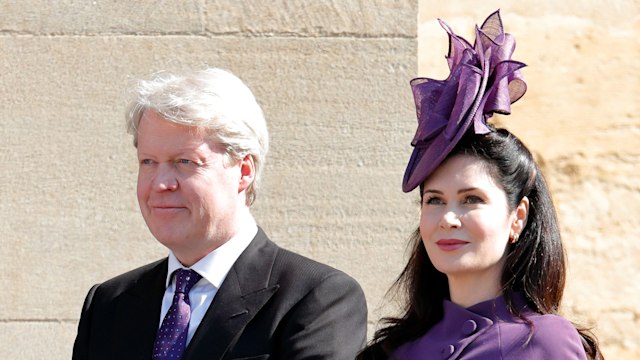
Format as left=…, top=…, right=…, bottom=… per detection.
left=152, top=269, right=202, bottom=360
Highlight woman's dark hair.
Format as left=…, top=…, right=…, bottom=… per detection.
left=358, top=128, right=601, bottom=359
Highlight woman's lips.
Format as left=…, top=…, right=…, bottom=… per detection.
left=435, top=239, right=469, bottom=252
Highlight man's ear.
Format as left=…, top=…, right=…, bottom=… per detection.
left=238, top=154, right=255, bottom=192
left=510, top=196, right=529, bottom=242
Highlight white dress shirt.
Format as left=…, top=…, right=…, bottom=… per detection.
left=158, top=219, right=258, bottom=344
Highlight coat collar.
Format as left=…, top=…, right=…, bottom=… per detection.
left=394, top=293, right=531, bottom=360
left=183, top=227, right=280, bottom=359
left=110, top=259, right=168, bottom=359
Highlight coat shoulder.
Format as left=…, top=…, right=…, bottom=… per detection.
left=272, top=245, right=362, bottom=292
left=499, top=313, right=587, bottom=359
left=224, top=229, right=368, bottom=359
left=249, top=228, right=362, bottom=293
left=528, top=313, right=586, bottom=356
left=91, top=258, right=166, bottom=300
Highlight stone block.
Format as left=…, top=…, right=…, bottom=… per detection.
left=205, top=0, right=416, bottom=36
left=0, top=321, right=77, bottom=359
left=419, top=0, right=639, bottom=25
left=0, top=1, right=203, bottom=34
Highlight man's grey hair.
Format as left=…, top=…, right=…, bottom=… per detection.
left=126, top=68, right=269, bottom=206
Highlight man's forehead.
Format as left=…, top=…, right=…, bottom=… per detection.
left=139, top=111, right=208, bottom=135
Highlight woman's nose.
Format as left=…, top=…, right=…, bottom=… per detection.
left=440, top=210, right=462, bottom=229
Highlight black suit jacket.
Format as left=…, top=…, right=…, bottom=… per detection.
left=73, top=228, right=367, bottom=359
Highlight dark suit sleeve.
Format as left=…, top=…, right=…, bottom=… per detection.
left=72, top=284, right=99, bottom=360
left=277, top=271, right=367, bottom=360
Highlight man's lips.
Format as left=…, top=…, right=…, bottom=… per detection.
left=150, top=204, right=186, bottom=208
left=435, top=239, right=469, bottom=252
left=150, top=205, right=187, bottom=213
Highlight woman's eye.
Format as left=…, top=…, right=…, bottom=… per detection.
left=424, top=197, right=444, bottom=205
left=464, top=195, right=484, bottom=204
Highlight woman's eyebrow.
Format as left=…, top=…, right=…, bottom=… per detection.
left=423, top=187, right=480, bottom=196
left=458, top=187, right=479, bottom=194
left=422, top=189, right=443, bottom=195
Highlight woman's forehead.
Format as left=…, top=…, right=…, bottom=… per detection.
left=423, top=155, right=500, bottom=190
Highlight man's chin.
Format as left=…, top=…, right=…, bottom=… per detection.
left=151, top=231, right=189, bottom=249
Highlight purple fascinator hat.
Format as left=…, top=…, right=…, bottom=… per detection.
left=402, top=10, right=527, bottom=193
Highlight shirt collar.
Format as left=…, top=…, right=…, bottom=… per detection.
left=165, top=217, right=258, bottom=288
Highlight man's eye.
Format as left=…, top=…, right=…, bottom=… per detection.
left=177, top=159, right=201, bottom=167
left=140, top=159, right=154, bottom=165
left=177, top=159, right=193, bottom=165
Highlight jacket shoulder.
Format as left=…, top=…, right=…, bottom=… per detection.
left=255, top=234, right=367, bottom=359
left=246, top=228, right=362, bottom=292
left=272, top=245, right=361, bottom=291
left=528, top=314, right=586, bottom=358
left=500, top=313, right=587, bottom=359
left=91, top=258, right=166, bottom=300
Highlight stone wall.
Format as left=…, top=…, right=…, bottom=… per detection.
left=0, top=1, right=416, bottom=358
left=419, top=1, right=640, bottom=358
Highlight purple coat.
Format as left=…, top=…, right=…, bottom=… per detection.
left=393, top=294, right=587, bottom=359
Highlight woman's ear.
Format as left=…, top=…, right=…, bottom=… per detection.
left=510, top=196, right=529, bottom=243
left=238, top=154, right=255, bottom=193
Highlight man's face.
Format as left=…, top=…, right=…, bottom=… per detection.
left=136, top=110, right=244, bottom=264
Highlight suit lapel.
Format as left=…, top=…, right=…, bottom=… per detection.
left=184, top=228, right=280, bottom=360
left=112, top=259, right=167, bottom=359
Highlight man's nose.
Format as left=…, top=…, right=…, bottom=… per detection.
left=152, top=164, right=178, bottom=191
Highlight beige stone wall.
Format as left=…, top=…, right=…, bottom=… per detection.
left=0, top=1, right=416, bottom=358
left=419, top=1, right=640, bottom=358
left=1, top=0, right=635, bottom=359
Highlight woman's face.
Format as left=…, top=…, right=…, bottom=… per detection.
left=420, top=154, right=519, bottom=285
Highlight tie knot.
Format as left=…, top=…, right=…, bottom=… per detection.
left=173, top=269, right=202, bottom=294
